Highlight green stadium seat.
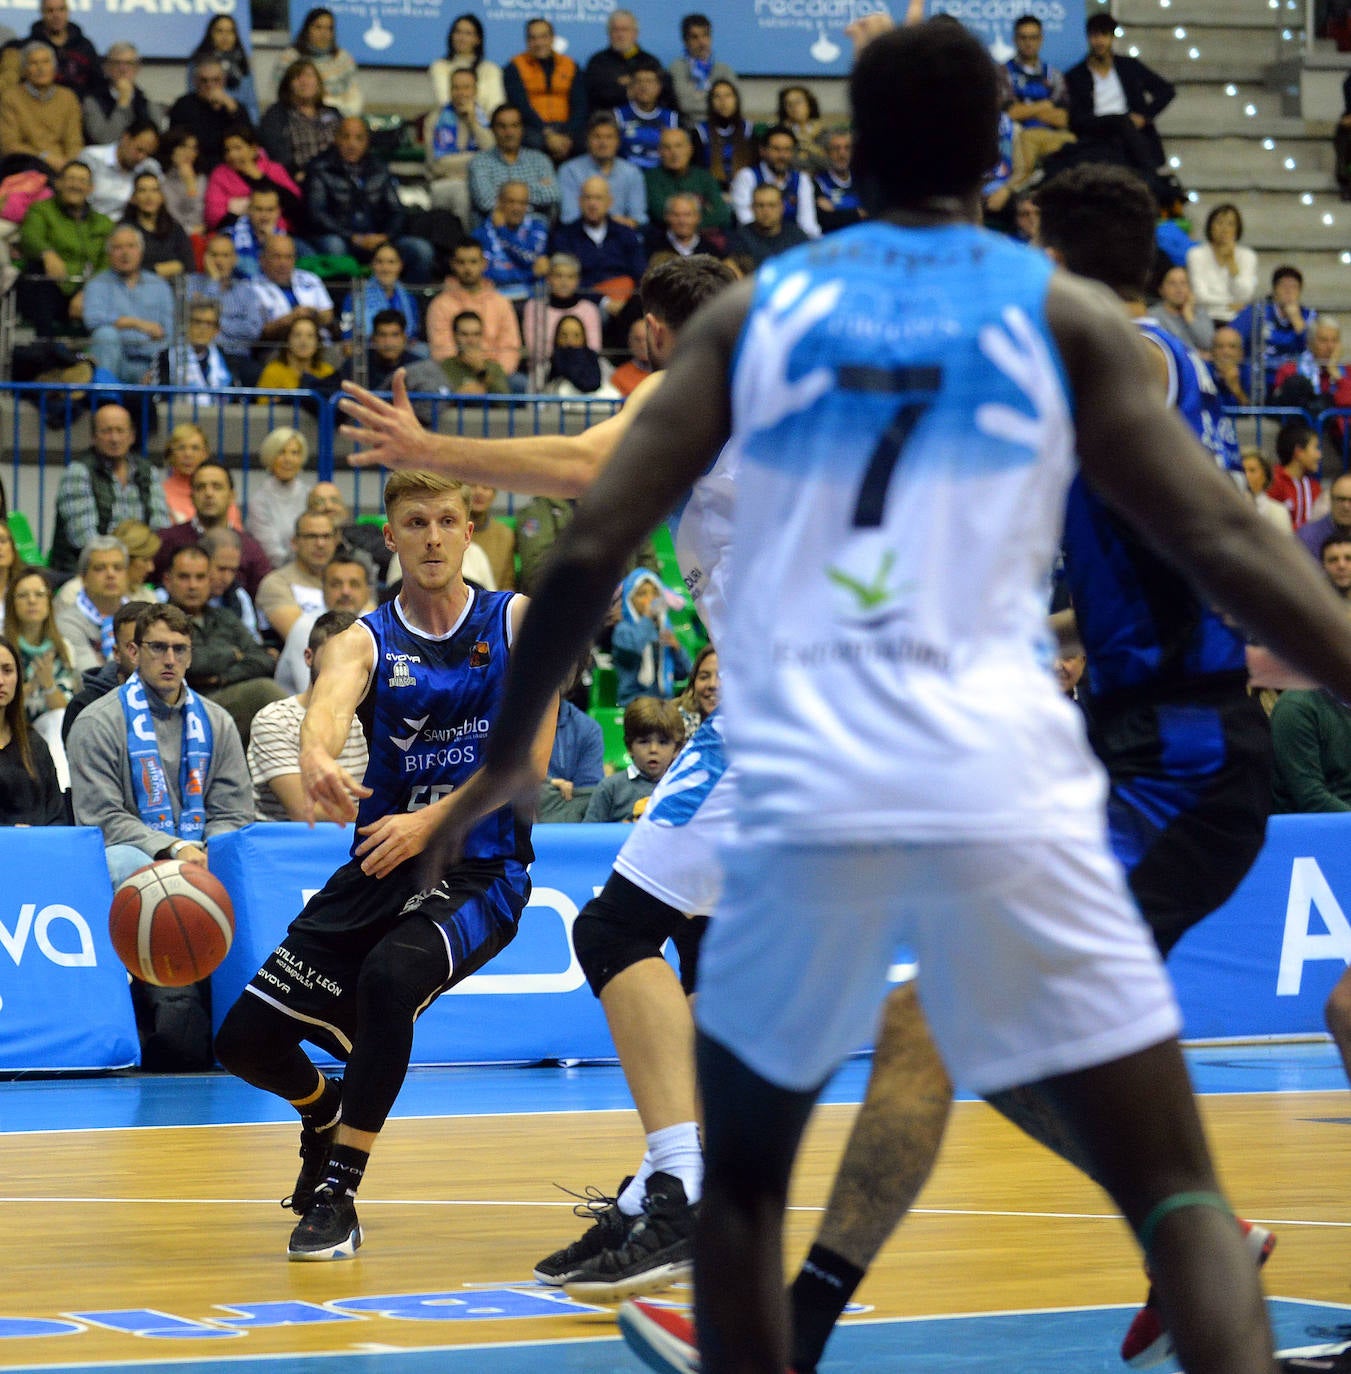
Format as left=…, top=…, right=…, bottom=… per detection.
left=591, top=706, right=630, bottom=772
left=8, top=510, right=44, bottom=566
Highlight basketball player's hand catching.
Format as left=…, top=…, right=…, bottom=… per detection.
left=300, top=748, right=372, bottom=827
left=340, top=371, right=437, bottom=471
left=354, top=809, right=439, bottom=879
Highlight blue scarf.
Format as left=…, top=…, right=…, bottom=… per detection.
left=688, top=54, right=713, bottom=90
left=119, top=674, right=213, bottom=842
left=76, top=588, right=120, bottom=659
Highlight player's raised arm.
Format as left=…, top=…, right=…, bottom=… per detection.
left=338, top=369, right=662, bottom=499
left=299, top=622, right=375, bottom=825
left=1052, top=270, right=1351, bottom=700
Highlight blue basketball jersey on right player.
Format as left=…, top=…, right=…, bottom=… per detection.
left=1060, top=320, right=1247, bottom=702
left=1137, top=317, right=1241, bottom=478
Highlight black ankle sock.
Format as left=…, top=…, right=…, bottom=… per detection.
left=301, top=1077, right=342, bottom=1131
left=321, top=1143, right=368, bottom=1199
left=790, top=1243, right=866, bottom=1373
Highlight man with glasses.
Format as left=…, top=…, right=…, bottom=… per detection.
left=69, top=599, right=251, bottom=885
left=1299, top=472, right=1351, bottom=559
left=69, top=601, right=252, bottom=1070
left=82, top=42, right=164, bottom=145
left=167, top=58, right=251, bottom=171
left=256, top=511, right=338, bottom=641
left=158, top=296, right=240, bottom=397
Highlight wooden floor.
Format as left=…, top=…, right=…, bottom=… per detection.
left=1, top=1076, right=1349, bottom=1371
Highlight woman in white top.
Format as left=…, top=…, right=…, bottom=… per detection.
left=1241, top=449, right=1294, bottom=534
left=247, top=427, right=314, bottom=567
left=428, top=13, right=506, bottom=116
left=1186, top=202, right=1258, bottom=323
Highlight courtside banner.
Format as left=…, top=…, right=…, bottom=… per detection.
left=0, top=0, right=251, bottom=64
left=295, top=0, right=1080, bottom=81
left=1170, top=814, right=1351, bottom=1039
left=208, top=822, right=630, bottom=1063
left=0, top=827, right=138, bottom=1070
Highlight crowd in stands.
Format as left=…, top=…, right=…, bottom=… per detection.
left=7, top=4, right=1351, bottom=853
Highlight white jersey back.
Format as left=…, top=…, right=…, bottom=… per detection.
left=721, top=222, right=1105, bottom=841
left=668, top=434, right=736, bottom=648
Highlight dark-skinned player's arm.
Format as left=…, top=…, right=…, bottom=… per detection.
left=417, top=281, right=753, bottom=878
left=1051, top=269, right=1351, bottom=700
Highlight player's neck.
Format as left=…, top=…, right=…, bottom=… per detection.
left=398, top=578, right=470, bottom=637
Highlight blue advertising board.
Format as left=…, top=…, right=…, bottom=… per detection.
left=5, top=812, right=1349, bottom=1074
left=299, top=0, right=1081, bottom=83
left=207, top=821, right=632, bottom=1064
left=0, top=827, right=139, bottom=1071
left=0, top=0, right=251, bottom=66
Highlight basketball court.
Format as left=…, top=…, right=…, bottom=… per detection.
left=1, top=1041, right=1348, bottom=1373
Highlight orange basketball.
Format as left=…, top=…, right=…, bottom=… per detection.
left=108, top=860, right=235, bottom=988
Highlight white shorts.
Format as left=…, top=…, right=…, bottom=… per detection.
left=695, top=831, right=1181, bottom=1096
left=613, top=711, right=732, bottom=916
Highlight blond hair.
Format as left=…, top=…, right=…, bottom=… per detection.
left=383, top=471, right=472, bottom=518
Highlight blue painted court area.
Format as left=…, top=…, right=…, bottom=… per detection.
left=2, top=1299, right=1346, bottom=1374
left=0, top=1040, right=1343, bottom=1135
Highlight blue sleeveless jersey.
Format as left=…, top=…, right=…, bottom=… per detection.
left=1136, top=317, right=1241, bottom=477
left=1060, top=318, right=1246, bottom=702
left=354, top=591, right=532, bottom=866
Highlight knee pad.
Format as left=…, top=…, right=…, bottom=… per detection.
left=573, top=872, right=687, bottom=998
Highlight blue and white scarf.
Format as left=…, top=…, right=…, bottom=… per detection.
left=688, top=54, right=713, bottom=91
left=119, top=674, right=213, bottom=842
left=76, top=588, right=121, bottom=660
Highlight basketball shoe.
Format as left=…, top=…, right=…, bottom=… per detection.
left=619, top=1299, right=700, bottom=1374
left=533, top=1176, right=636, bottom=1285
left=283, top=1076, right=342, bottom=1216
left=287, top=1184, right=363, bottom=1261
left=563, top=1172, right=697, bottom=1302
left=1120, top=1218, right=1275, bottom=1367
left=619, top=1298, right=804, bottom=1374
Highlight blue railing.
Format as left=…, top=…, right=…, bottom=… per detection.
left=1, top=381, right=624, bottom=546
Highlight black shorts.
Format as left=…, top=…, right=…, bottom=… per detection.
left=244, top=856, right=529, bottom=1058
left=1093, top=683, right=1273, bottom=958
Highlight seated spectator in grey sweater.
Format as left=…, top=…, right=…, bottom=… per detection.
left=584, top=695, right=682, bottom=822
left=68, top=601, right=252, bottom=886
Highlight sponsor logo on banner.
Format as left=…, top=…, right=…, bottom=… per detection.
left=1, top=1287, right=607, bottom=1343
left=0, top=0, right=251, bottom=62
left=1278, top=857, right=1351, bottom=996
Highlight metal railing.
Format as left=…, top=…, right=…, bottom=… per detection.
left=1, top=380, right=624, bottom=547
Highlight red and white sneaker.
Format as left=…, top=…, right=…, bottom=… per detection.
left=619, top=1298, right=700, bottom=1374
left=1120, top=1218, right=1276, bottom=1368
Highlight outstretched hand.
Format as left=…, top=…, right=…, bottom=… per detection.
left=340, top=370, right=433, bottom=471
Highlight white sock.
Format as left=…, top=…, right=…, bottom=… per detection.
left=646, top=1121, right=703, bottom=1204
left=618, top=1151, right=654, bottom=1215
